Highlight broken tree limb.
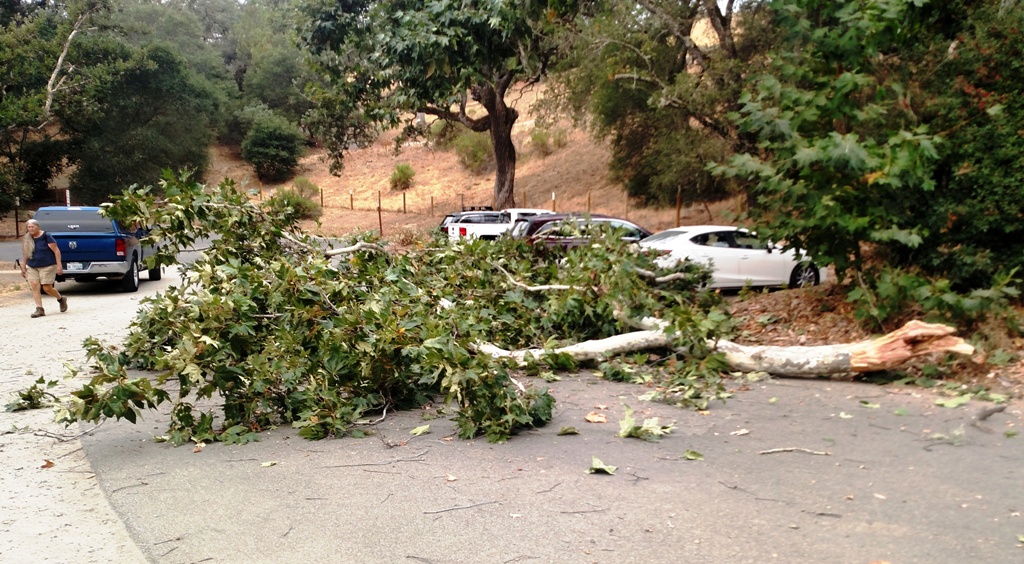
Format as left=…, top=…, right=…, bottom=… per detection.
left=477, top=320, right=974, bottom=378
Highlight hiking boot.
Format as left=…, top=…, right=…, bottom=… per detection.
left=58, top=296, right=68, bottom=312
left=30, top=307, right=45, bottom=318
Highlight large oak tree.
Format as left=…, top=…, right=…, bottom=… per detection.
left=296, top=0, right=565, bottom=210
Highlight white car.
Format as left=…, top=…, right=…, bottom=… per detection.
left=639, top=225, right=827, bottom=289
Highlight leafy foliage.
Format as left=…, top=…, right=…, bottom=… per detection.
left=452, top=130, right=494, bottom=174
left=241, top=111, right=305, bottom=181
left=5, top=377, right=59, bottom=412
left=61, top=172, right=732, bottom=444
left=714, top=0, right=943, bottom=280
left=63, top=42, right=221, bottom=204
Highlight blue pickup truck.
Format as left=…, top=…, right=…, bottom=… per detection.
left=33, top=206, right=160, bottom=292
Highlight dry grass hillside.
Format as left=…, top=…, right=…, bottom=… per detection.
left=206, top=86, right=735, bottom=240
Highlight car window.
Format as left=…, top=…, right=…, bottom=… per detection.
left=35, top=209, right=116, bottom=233
left=694, top=231, right=736, bottom=248
left=732, top=232, right=762, bottom=249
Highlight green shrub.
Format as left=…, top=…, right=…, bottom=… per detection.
left=531, top=129, right=553, bottom=157
left=241, top=112, right=305, bottom=181
left=269, top=183, right=322, bottom=221
left=846, top=266, right=1022, bottom=332
left=291, top=176, right=320, bottom=200
left=390, top=163, right=415, bottom=190
left=453, top=130, right=494, bottom=174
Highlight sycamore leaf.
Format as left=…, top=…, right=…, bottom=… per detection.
left=935, top=395, right=971, bottom=408
left=557, top=426, right=579, bottom=435
left=410, top=424, right=431, bottom=436
left=261, top=461, right=278, bottom=467
left=683, top=450, right=703, bottom=461
left=585, top=412, right=607, bottom=423
left=587, top=456, right=617, bottom=475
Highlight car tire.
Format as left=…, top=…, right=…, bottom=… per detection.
left=120, top=256, right=140, bottom=292
left=148, top=265, right=162, bottom=281
left=789, top=263, right=820, bottom=288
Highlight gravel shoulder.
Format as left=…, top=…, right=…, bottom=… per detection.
left=0, top=271, right=172, bottom=563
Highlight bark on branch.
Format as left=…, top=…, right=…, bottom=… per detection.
left=478, top=320, right=974, bottom=378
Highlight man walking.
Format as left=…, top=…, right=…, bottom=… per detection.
left=20, top=218, right=68, bottom=318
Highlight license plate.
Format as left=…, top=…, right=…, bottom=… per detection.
left=66, top=262, right=84, bottom=271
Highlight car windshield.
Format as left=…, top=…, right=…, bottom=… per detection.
left=642, top=230, right=689, bottom=244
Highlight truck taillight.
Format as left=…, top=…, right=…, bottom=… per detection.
left=115, top=238, right=126, bottom=257
left=459, top=227, right=467, bottom=237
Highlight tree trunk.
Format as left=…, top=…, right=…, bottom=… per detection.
left=490, top=113, right=517, bottom=210
left=472, top=81, right=518, bottom=210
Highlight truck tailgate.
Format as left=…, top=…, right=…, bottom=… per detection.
left=51, top=233, right=124, bottom=263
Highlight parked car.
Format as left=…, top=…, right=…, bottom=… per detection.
left=511, top=213, right=652, bottom=248
left=33, top=206, right=159, bottom=292
left=638, top=225, right=827, bottom=289
left=445, top=208, right=553, bottom=240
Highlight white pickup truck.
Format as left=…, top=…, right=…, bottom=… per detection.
left=446, top=208, right=553, bottom=240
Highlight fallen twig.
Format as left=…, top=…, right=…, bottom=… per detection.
left=423, top=500, right=499, bottom=514
left=758, top=447, right=831, bottom=456
left=324, top=450, right=427, bottom=468
left=33, top=420, right=105, bottom=442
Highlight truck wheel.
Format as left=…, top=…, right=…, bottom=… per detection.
left=148, top=265, right=162, bottom=281
left=120, top=256, right=140, bottom=292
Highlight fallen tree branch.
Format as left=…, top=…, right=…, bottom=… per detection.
left=324, top=241, right=389, bottom=257
left=493, top=264, right=586, bottom=292
left=476, top=320, right=974, bottom=377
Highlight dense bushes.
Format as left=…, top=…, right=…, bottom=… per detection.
left=238, top=105, right=305, bottom=181
left=269, top=176, right=322, bottom=221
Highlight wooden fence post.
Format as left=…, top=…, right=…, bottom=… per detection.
left=675, top=186, right=682, bottom=227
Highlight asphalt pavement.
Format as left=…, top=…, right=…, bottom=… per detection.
left=82, top=369, right=1023, bottom=563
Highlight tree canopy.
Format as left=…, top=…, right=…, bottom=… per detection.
left=296, top=0, right=567, bottom=209
left=715, top=0, right=1024, bottom=292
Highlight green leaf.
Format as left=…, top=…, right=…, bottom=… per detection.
left=893, top=408, right=910, bottom=416
left=557, top=426, right=579, bottom=435
left=839, top=412, right=853, bottom=419
left=1005, top=430, right=1019, bottom=439
left=859, top=401, right=880, bottom=409
left=683, top=450, right=703, bottom=461
left=410, top=425, right=431, bottom=436
left=587, top=456, right=617, bottom=475
left=935, top=395, right=971, bottom=408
